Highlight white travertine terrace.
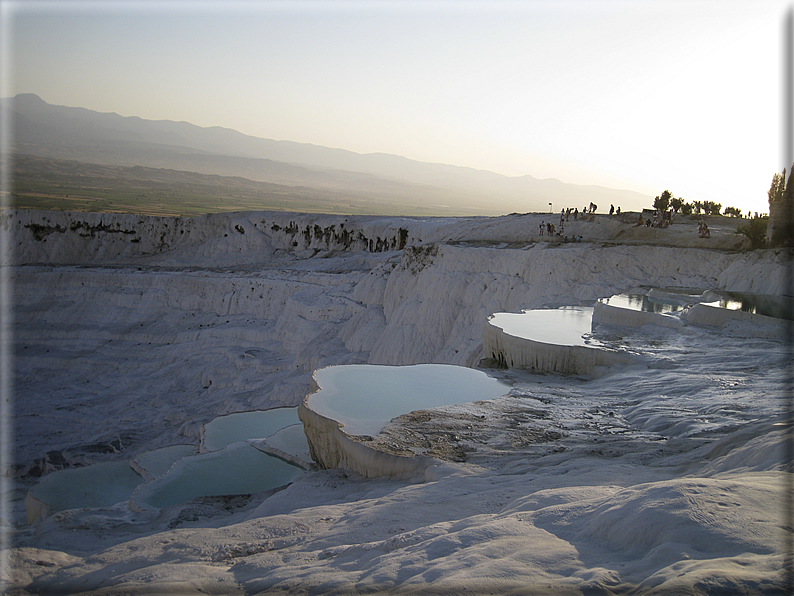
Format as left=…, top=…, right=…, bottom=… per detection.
left=483, top=307, right=640, bottom=375
left=592, top=288, right=789, bottom=339
left=12, top=209, right=792, bottom=593
left=298, top=400, right=437, bottom=481
left=27, top=409, right=311, bottom=520
left=299, top=364, right=509, bottom=479
left=592, top=298, right=685, bottom=330
left=681, top=302, right=788, bottom=339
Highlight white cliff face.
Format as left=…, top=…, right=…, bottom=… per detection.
left=364, top=242, right=752, bottom=367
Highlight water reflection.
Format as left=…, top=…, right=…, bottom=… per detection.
left=599, top=294, right=682, bottom=314
left=133, top=442, right=304, bottom=510
left=488, top=307, right=599, bottom=347
left=602, top=289, right=794, bottom=321
left=702, top=291, right=794, bottom=320
left=203, top=407, right=301, bottom=451
left=308, top=364, right=510, bottom=436
left=27, top=461, right=144, bottom=522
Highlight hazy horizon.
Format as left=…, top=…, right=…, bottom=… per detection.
left=3, top=0, right=790, bottom=216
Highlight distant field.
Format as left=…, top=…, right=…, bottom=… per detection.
left=9, top=155, right=465, bottom=218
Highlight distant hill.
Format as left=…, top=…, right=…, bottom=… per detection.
left=4, top=94, right=652, bottom=216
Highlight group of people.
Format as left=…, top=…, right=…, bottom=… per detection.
left=538, top=220, right=583, bottom=242
left=635, top=209, right=673, bottom=228
left=628, top=210, right=712, bottom=238
left=552, top=202, right=610, bottom=226
left=536, top=202, right=624, bottom=241
left=539, top=221, right=559, bottom=236
left=537, top=204, right=712, bottom=241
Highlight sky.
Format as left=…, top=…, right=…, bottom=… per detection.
left=2, top=0, right=791, bottom=216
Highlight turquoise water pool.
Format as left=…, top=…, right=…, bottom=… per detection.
left=202, top=407, right=302, bottom=451
left=307, top=364, right=510, bottom=436
left=132, top=442, right=304, bottom=510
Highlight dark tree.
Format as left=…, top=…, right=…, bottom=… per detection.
left=768, top=168, right=786, bottom=205
left=736, top=215, right=769, bottom=249
left=767, top=166, right=794, bottom=246
left=653, top=190, right=673, bottom=212
left=723, top=206, right=742, bottom=217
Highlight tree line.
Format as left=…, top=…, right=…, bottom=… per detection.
left=650, top=166, right=793, bottom=249
left=651, top=190, right=746, bottom=218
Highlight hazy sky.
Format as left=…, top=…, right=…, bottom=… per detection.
left=3, top=0, right=791, bottom=215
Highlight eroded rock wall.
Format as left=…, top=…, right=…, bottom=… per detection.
left=3, top=209, right=426, bottom=266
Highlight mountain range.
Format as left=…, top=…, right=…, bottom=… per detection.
left=4, top=93, right=652, bottom=216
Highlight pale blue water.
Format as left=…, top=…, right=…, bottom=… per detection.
left=487, top=307, right=598, bottom=347
left=132, top=442, right=304, bottom=510
left=203, top=407, right=301, bottom=451
left=259, top=424, right=313, bottom=464
left=28, top=461, right=143, bottom=513
left=32, top=409, right=308, bottom=516
left=132, top=445, right=197, bottom=480
left=308, top=364, right=510, bottom=436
